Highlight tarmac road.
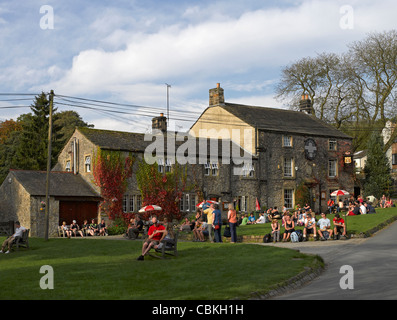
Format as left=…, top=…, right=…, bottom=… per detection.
left=267, top=221, right=397, bottom=300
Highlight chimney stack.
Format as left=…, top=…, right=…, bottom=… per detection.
left=209, top=83, right=225, bottom=107
left=299, top=94, right=312, bottom=114
left=152, top=113, right=167, bottom=133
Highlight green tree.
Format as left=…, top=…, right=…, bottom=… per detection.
left=363, top=131, right=392, bottom=198
left=13, top=92, right=60, bottom=170
left=0, top=94, right=93, bottom=183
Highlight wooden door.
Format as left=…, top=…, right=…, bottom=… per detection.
left=59, top=201, right=98, bottom=225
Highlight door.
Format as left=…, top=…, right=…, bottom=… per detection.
left=59, top=201, right=98, bottom=225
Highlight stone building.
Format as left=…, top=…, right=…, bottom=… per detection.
left=0, top=84, right=355, bottom=235
left=0, top=170, right=101, bottom=237
left=190, top=84, right=355, bottom=212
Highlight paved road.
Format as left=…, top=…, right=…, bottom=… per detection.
left=267, top=221, right=397, bottom=300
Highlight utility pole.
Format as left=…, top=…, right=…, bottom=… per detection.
left=44, top=90, right=54, bottom=241
left=165, top=83, right=171, bottom=127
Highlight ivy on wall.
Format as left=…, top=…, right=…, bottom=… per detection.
left=92, top=148, right=134, bottom=220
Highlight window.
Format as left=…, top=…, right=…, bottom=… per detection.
left=123, top=195, right=128, bottom=213
left=65, top=160, right=71, bottom=172
left=158, top=158, right=164, bottom=173
left=204, top=161, right=211, bottom=176
left=136, top=195, right=141, bottom=211
left=204, top=161, right=218, bottom=176
left=329, top=139, right=337, bottom=151
left=180, top=193, right=196, bottom=212
left=284, top=189, right=294, bottom=209
left=129, top=196, right=135, bottom=213
left=237, top=196, right=248, bottom=212
left=242, top=163, right=255, bottom=177
left=85, top=156, right=91, bottom=172
left=283, top=135, right=292, bottom=147
left=211, top=162, right=219, bottom=176
left=284, top=158, right=293, bottom=177
left=328, top=159, right=337, bottom=177
left=190, top=195, right=197, bottom=212
left=393, top=154, right=397, bottom=165
left=165, top=159, right=172, bottom=173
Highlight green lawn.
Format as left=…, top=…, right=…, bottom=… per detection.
left=0, top=237, right=321, bottom=300
left=1, top=207, right=395, bottom=300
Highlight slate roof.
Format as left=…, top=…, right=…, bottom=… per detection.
left=77, top=127, right=253, bottom=158
left=10, top=170, right=101, bottom=198
left=195, top=103, right=352, bottom=139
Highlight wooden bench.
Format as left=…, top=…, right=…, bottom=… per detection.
left=14, top=229, right=30, bottom=251
left=148, top=231, right=179, bottom=259
left=58, top=225, right=70, bottom=237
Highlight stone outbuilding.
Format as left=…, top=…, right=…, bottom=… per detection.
left=0, top=170, right=101, bottom=237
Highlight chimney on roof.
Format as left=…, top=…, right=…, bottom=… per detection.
left=209, top=83, right=225, bottom=107
left=152, top=113, right=167, bottom=133
left=299, top=94, right=312, bottom=114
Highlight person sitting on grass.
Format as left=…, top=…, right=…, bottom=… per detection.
left=137, top=216, right=167, bottom=261
left=303, top=213, right=317, bottom=241
left=333, top=214, right=346, bottom=239
left=255, top=213, right=266, bottom=224
left=282, top=214, right=295, bottom=242
left=240, top=214, right=249, bottom=225
left=317, top=213, right=333, bottom=241
left=247, top=213, right=256, bottom=224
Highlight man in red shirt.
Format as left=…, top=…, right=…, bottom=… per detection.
left=333, top=214, right=346, bottom=239
left=137, top=216, right=167, bottom=261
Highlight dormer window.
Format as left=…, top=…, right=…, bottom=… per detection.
left=84, top=156, right=91, bottom=173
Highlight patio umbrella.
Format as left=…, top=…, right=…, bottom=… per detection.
left=139, top=205, right=162, bottom=213
left=330, top=190, right=350, bottom=197
left=196, top=200, right=219, bottom=208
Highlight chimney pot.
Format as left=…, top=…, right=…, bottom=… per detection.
left=209, top=83, right=225, bottom=107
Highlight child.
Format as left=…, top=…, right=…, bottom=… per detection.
left=271, top=219, right=280, bottom=243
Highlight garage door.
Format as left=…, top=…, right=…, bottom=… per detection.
left=59, top=201, right=99, bottom=225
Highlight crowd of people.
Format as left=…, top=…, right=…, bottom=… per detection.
left=59, top=218, right=108, bottom=238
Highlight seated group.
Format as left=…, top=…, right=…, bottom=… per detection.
left=60, top=219, right=108, bottom=238
left=270, top=212, right=346, bottom=242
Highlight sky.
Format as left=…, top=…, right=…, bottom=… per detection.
left=1, top=0, right=396, bottom=133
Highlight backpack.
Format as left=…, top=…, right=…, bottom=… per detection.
left=263, top=233, right=272, bottom=243
left=290, top=232, right=299, bottom=243
left=294, top=229, right=303, bottom=242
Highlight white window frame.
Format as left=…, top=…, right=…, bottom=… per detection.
left=329, top=139, right=337, bottom=151
left=65, top=160, right=71, bottom=172
left=157, top=158, right=164, bottom=173
left=283, top=158, right=293, bottom=177
left=85, top=155, right=91, bottom=173
left=283, top=135, right=292, bottom=147
left=204, top=161, right=211, bottom=176
left=243, top=163, right=255, bottom=177
left=328, top=159, right=337, bottom=178
left=211, top=162, right=219, bottom=176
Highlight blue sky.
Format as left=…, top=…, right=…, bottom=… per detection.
left=1, top=0, right=397, bottom=133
